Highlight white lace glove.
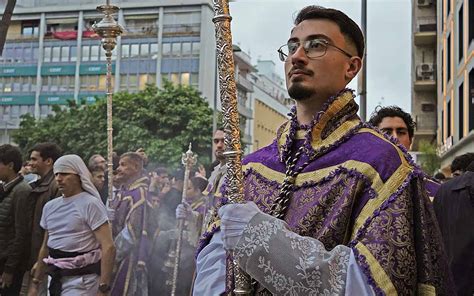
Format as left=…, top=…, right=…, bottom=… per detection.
left=218, top=201, right=261, bottom=250
left=176, top=202, right=191, bottom=220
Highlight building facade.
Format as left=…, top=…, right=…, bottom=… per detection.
left=249, top=60, right=289, bottom=151
left=0, top=0, right=223, bottom=143
left=411, top=0, right=438, bottom=152
left=436, top=0, right=473, bottom=171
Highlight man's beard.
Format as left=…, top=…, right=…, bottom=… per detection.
left=288, top=82, right=314, bottom=101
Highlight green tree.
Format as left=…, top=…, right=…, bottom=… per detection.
left=13, top=82, right=214, bottom=168
left=418, top=140, right=440, bottom=175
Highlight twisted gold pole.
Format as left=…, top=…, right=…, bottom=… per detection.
left=212, top=1, right=252, bottom=294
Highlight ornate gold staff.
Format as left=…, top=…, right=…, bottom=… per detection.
left=212, top=1, right=252, bottom=294
left=171, top=143, right=197, bottom=296
left=93, top=0, right=123, bottom=206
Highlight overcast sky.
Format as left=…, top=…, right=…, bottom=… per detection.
left=229, top=0, right=412, bottom=115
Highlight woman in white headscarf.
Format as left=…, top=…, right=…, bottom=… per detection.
left=28, top=155, right=116, bottom=296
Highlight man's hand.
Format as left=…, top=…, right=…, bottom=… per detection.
left=27, top=279, right=39, bottom=296
left=1, top=272, right=13, bottom=288
left=176, top=202, right=191, bottom=220
left=218, top=202, right=261, bottom=250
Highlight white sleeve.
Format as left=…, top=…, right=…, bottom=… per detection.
left=193, top=231, right=226, bottom=295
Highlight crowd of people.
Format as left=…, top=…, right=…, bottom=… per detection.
left=0, top=4, right=472, bottom=296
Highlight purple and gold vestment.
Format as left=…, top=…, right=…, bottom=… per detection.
left=198, top=90, right=451, bottom=295
left=110, top=176, right=150, bottom=296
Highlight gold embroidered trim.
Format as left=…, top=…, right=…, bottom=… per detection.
left=352, top=129, right=414, bottom=237
left=355, top=242, right=398, bottom=296
left=417, top=283, right=436, bottom=296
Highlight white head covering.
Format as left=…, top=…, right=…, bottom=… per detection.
left=53, top=154, right=101, bottom=199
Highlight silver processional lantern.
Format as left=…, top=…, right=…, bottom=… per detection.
left=93, top=1, right=123, bottom=205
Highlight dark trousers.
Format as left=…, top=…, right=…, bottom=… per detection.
left=0, top=263, right=24, bottom=296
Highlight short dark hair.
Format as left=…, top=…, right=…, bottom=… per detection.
left=30, top=142, right=62, bottom=163
left=0, top=144, right=23, bottom=173
left=368, top=106, right=416, bottom=139
left=433, top=172, right=446, bottom=180
left=154, top=167, right=169, bottom=176
left=89, top=163, right=105, bottom=173
left=120, top=152, right=144, bottom=169
left=294, top=5, right=365, bottom=58
left=191, top=176, right=208, bottom=193
left=451, top=153, right=474, bottom=173
left=466, top=161, right=474, bottom=173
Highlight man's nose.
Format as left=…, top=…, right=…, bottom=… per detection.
left=391, top=130, right=399, bottom=139
left=290, top=44, right=308, bottom=64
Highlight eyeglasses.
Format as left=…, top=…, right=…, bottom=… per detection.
left=277, top=39, right=353, bottom=62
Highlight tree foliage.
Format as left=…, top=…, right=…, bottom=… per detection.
left=13, top=82, right=214, bottom=168
left=418, top=140, right=441, bottom=175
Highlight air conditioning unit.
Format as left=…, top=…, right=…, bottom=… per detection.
left=417, top=0, right=433, bottom=7
left=416, top=63, right=435, bottom=80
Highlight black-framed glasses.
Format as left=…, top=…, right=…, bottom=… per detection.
left=277, top=39, right=353, bottom=62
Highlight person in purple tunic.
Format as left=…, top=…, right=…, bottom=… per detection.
left=194, top=5, right=452, bottom=296
left=109, top=152, right=150, bottom=296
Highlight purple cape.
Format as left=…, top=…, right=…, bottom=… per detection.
left=198, top=90, right=452, bottom=295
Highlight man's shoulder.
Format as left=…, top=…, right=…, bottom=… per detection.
left=242, top=140, right=279, bottom=165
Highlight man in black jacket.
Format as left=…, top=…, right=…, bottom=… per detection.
left=0, top=144, right=33, bottom=295
left=434, top=160, right=474, bottom=295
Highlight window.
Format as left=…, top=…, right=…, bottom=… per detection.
left=82, top=46, right=90, bottom=61
left=98, top=75, right=114, bottom=91
left=180, top=73, right=190, bottom=85
left=459, top=5, right=463, bottom=62
left=191, top=73, right=199, bottom=86
left=470, top=0, right=474, bottom=44
left=51, top=46, right=60, bottom=62
left=147, top=74, right=156, bottom=84
left=122, top=44, right=130, bottom=58
left=170, top=73, right=179, bottom=85
left=99, top=46, right=106, bottom=61
left=140, top=44, right=149, bottom=57
left=50, top=76, right=59, bottom=91
left=61, top=46, right=69, bottom=62
left=128, top=74, right=138, bottom=90
left=23, top=47, right=32, bottom=62
left=44, top=47, right=51, bottom=62
left=459, top=83, right=464, bottom=139
left=22, top=77, right=30, bottom=92
left=21, top=21, right=39, bottom=36
left=171, top=43, right=181, bottom=56
left=90, top=46, right=99, bottom=61
left=31, top=77, right=37, bottom=92
left=447, top=99, right=451, bottom=137
left=130, top=44, right=139, bottom=57
left=139, top=74, right=148, bottom=90
left=162, top=43, right=171, bottom=56
left=447, top=34, right=451, bottom=82
left=41, top=76, right=49, bottom=92
left=182, top=42, right=191, bottom=56
left=150, top=43, right=158, bottom=59
left=192, top=42, right=200, bottom=56
left=70, top=46, right=77, bottom=62
left=33, top=47, right=39, bottom=61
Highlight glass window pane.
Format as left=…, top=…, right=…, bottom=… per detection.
left=23, top=47, right=32, bottom=62
left=182, top=42, right=191, bottom=56
left=162, top=43, right=171, bottom=56
left=61, top=46, right=69, bottom=62
left=128, top=74, right=138, bottom=90
left=120, top=74, right=127, bottom=88
left=171, top=43, right=181, bottom=56
left=130, top=44, right=139, bottom=57
left=192, top=42, right=200, bottom=56
left=70, top=46, right=77, bottom=62
left=150, top=43, right=158, bottom=59
left=33, top=47, right=39, bottom=61
left=139, top=74, right=148, bottom=90
left=43, top=47, right=51, bottom=62
left=147, top=74, right=156, bottom=84
left=82, top=46, right=90, bottom=61
left=191, top=73, right=199, bottom=85
left=170, top=73, right=179, bottom=85
left=121, top=44, right=130, bottom=58
left=99, top=47, right=107, bottom=61
left=180, top=73, right=190, bottom=86
left=52, top=46, right=60, bottom=62
left=90, top=46, right=99, bottom=61
left=22, top=77, right=29, bottom=92
left=31, top=77, right=37, bottom=92
left=140, top=43, right=149, bottom=57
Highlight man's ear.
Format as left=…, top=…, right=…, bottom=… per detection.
left=45, top=158, right=54, bottom=166
left=345, top=56, right=362, bottom=81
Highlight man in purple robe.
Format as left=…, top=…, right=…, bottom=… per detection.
left=194, top=5, right=452, bottom=295
left=109, top=152, right=150, bottom=296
